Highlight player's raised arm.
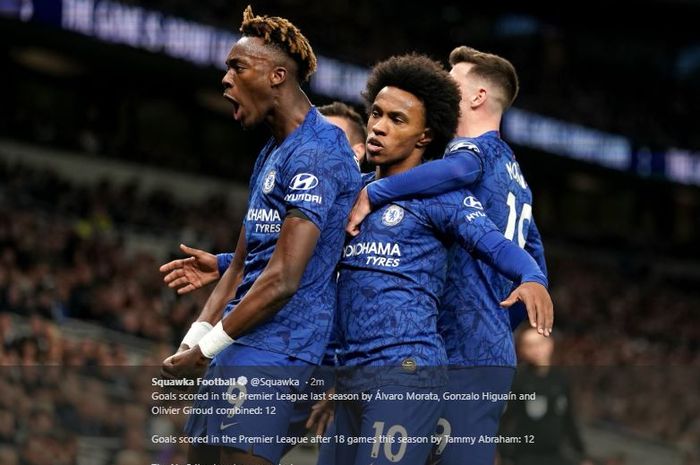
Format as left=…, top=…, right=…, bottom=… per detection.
left=367, top=139, right=483, bottom=208
left=346, top=147, right=482, bottom=236
left=431, top=193, right=553, bottom=336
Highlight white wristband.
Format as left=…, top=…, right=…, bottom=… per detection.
left=198, top=321, right=234, bottom=358
left=181, top=321, right=213, bottom=348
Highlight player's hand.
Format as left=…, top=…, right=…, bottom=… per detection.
left=346, top=187, right=372, bottom=236
left=175, top=343, right=191, bottom=355
left=159, top=244, right=220, bottom=295
left=305, top=388, right=335, bottom=436
left=501, top=282, right=553, bottom=337
left=161, top=345, right=210, bottom=381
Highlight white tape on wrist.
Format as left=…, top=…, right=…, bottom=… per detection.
left=198, top=321, right=234, bottom=358
left=181, top=321, right=213, bottom=348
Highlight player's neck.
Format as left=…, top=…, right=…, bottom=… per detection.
left=267, top=88, right=312, bottom=144
left=456, top=112, right=501, bottom=138
left=375, top=153, right=422, bottom=179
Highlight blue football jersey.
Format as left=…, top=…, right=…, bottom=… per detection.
left=336, top=178, right=503, bottom=390
left=226, top=107, right=362, bottom=364
left=439, top=131, right=542, bottom=366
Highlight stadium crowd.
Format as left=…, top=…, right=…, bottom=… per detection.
left=0, top=339, right=187, bottom=465
left=549, top=259, right=700, bottom=457
left=0, top=158, right=240, bottom=344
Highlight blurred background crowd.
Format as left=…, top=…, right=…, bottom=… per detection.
left=1, top=0, right=699, bottom=464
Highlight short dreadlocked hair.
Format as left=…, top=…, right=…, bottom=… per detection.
left=449, top=46, right=519, bottom=109
left=363, top=54, right=460, bottom=160
left=240, top=5, right=317, bottom=83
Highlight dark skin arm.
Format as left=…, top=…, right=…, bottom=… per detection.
left=162, top=215, right=321, bottom=379
left=219, top=215, right=320, bottom=337
left=163, top=226, right=247, bottom=368
left=195, top=226, right=248, bottom=331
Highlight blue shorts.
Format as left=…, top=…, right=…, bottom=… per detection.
left=430, top=366, right=515, bottom=465
left=183, top=343, right=316, bottom=464
left=334, top=384, right=444, bottom=465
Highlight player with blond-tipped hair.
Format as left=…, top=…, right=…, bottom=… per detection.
left=157, top=104, right=367, bottom=297
left=160, top=6, right=361, bottom=465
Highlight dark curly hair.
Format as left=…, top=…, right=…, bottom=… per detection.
left=240, top=5, right=317, bottom=83
left=363, top=53, right=460, bottom=160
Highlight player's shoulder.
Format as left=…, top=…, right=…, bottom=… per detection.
left=288, top=111, right=358, bottom=181
left=445, top=131, right=515, bottom=161
left=284, top=110, right=359, bottom=173
left=445, top=136, right=484, bottom=158
left=480, top=131, right=517, bottom=162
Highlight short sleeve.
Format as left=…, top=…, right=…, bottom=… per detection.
left=280, top=147, right=342, bottom=230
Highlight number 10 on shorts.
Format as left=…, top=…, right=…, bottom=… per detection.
left=371, top=421, right=409, bottom=462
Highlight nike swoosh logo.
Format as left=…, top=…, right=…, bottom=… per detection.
left=220, top=421, right=239, bottom=430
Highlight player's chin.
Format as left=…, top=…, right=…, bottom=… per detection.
left=365, top=150, right=384, bottom=165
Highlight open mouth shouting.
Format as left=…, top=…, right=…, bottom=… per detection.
left=223, top=93, right=243, bottom=121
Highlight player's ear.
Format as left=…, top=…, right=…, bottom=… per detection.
left=471, top=87, right=487, bottom=109
left=270, top=66, right=288, bottom=87
left=416, top=128, right=434, bottom=148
